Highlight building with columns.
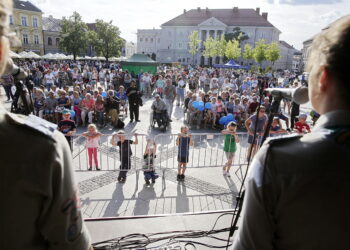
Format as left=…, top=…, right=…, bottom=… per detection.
left=137, top=7, right=281, bottom=65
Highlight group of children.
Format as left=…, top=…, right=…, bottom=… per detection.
left=62, top=106, right=310, bottom=184
left=76, top=123, right=239, bottom=185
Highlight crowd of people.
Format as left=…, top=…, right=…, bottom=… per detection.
left=0, top=59, right=319, bottom=182
left=1, top=59, right=316, bottom=133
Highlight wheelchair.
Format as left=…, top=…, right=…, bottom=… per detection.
left=150, top=109, right=169, bottom=132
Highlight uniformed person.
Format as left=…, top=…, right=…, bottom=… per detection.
left=232, top=15, right=350, bottom=250
left=0, top=0, right=92, bottom=249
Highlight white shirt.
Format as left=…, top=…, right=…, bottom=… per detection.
left=44, top=73, right=55, bottom=84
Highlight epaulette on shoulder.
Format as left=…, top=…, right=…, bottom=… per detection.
left=266, top=133, right=302, bottom=145
left=7, top=113, right=57, bottom=138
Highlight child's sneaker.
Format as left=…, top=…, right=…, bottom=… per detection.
left=145, top=179, right=150, bottom=185
left=177, top=174, right=181, bottom=181
left=223, top=169, right=227, bottom=176
left=181, top=175, right=185, bottom=181
left=151, top=179, right=156, bottom=184
left=226, top=171, right=231, bottom=177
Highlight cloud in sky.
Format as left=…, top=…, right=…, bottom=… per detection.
left=30, top=0, right=350, bottom=50
left=279, top=0, right=343, bottom=5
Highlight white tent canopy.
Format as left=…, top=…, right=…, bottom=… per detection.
left=18, top=51, right=30, bottom=58
left=10, top=51, right=21, bottom=58
left=42, top=53, right=54, bottom=59
left=27, top=51, right=41, bottom=59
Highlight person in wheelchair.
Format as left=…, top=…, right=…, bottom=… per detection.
left=151, top=94, right=167, bottom=129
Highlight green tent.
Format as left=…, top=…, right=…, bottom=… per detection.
left=121, top=54, right=158, bottom=75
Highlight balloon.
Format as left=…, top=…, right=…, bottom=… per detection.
left=101, top=92, right=107, bottom=97
left=219, top=116, right=227, bottom=125
left=198, top=101, right=204, bottom=106
left=227, top=113, right=234, bottom=121
left=192, top=101, right=199, bottom=108
left=205, top=102, right=212, bottom=109
left=198, top=105, right=204, bottom=111
left=70, top=110, right=75, bottom=118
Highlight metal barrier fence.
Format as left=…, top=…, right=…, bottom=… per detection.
left=72, top=132, right=253, bottom=172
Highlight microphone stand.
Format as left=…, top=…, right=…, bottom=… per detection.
left=225, top=78, right=266, bottom=249
left=260, top=94, right=283, bottom=146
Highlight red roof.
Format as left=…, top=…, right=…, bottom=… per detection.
left=162, top=8, right=274, bottom=27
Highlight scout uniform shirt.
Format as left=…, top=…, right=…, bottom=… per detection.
left=232, top=110, right=350, bottom=250
left=0, top=106, right=91, bottom=250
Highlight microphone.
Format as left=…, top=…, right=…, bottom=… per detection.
left=3, top=58, right=28, bottom=81
left=265, top=86, right=309, bottom=105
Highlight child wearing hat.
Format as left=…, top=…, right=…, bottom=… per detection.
left=221, top=121, right=240, bottom=177
left=57, top=109, right=76, bottom=151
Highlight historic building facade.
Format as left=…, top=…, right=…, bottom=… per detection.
left=137, top=7, right=281, bottom=65
left=123, top=41, right=137, bottom=58
left=42, top=15, right=62, bottom=54
left=275, top=40, right=301, bottom=71
left=10, top=0, right=44, bottom=55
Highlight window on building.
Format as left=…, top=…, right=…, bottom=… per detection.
left=23, top=34, right=29, bottom=44
left=145, top=37, right=148, bottom=42
left=32, top=17, right=38, bottom=27
left=34, top=34, right=39, bottom=44
left=150, top=38, right=153, bottom=43
left=21, top=16, right=27, bottom=26
left=178, top=43, right=182, bottom=48
left=56, top=38, right=60, bottom=45
left=48, top=37, right=52, bottom=46
left=140, top=37, right=143, bottom=42
left=182, top=58, right=185, bottom=62
left=9, top=15, right=13, bottom=25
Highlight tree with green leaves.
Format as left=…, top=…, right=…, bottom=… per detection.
left=225, top=27, right=249, bottom=45
left=188, top=31, right=201, bottom=64
left=203, top=36, right=218, bottom=66
left=243, top=44, right=254, bottom=60
left=59, top=12, right=89, bottom=61
left=216, top=34, right=227, bottom=57
left=253, top=39, right=267, bottom=66
left=265, top=42, right=281, bottom=66
left=225, top=39, right=241, bottom=60
left=89, top=19, right=124, bottom=62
